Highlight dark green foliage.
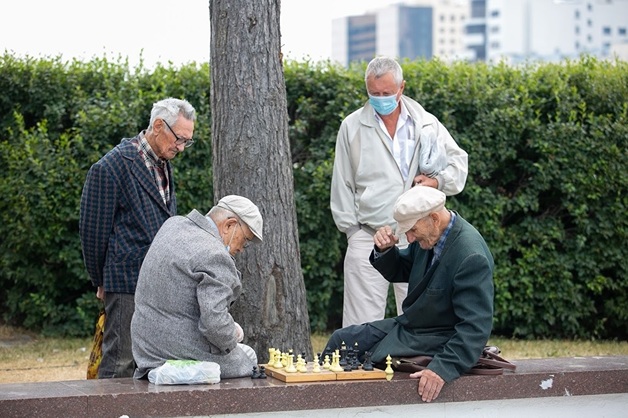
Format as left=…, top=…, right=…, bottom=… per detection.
left=0, top=53, right=625, bottom=339
left=0, top=54, right=212, bottom=336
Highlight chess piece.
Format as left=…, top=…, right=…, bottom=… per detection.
left=317, top=352, right=323, bottom=366
left=251, top=366, right=260, bottom=379
left=385, top=354, right=394, bottom=380
left=296, top=354, right=307, bottom=372
left=312, top=354, right=321, bottom=373
left=330, top=349, right=344, bottom=372
left=285, top=353, right=297, bottom=373
left=323, top=354, right=331, bottom=369
left=267, top=348, right=276, bottom=367
left=273, top=350, right=283, bottom=369
left=258, top=365, right=267, bottom=379
left=339, top=341, right=348, bottom=367
left=362, top=351, right=374, bottom=371
left=352, top=342, right=360, bottom=369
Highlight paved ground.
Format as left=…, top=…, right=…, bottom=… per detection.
left=204, top=393, right=627, bottom=418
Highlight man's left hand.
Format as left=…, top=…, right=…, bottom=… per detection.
left=409, top=369, right=445, bottom=403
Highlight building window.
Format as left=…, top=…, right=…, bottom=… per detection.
left=440, top=14, right=445, bottom=21
left=587, top=3, right=592, bottom=12
left=490, top=10, right=499, bottom=18
left=575, top=41, right=580, bottom=50
left=575, top=10, right=580, bottom=19
left=588, top=19, right=592, bottom=27
left=587, top=35, right=592, bottom=43
left=491, top=42, right=500, bottom=49
left=603, top=27, right=611, bottom=35
left=491, top=26, right=500, bottom=34
left=575, top=26, right=580, bottom=35
left=619, top=28, right=627, bottom=36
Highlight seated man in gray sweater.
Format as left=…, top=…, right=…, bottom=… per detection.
left=131, top=195, right=263, bottom=379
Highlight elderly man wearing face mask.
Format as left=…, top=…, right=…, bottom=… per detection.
left=330, top=56, right=469, bottom=328
left=131, top=195, right=262, bottom=379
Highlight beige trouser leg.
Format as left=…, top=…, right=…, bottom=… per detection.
left=342, top=229, right=408, bottom=327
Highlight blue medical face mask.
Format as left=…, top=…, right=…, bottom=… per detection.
left=368, top=90, right=400, bottom=115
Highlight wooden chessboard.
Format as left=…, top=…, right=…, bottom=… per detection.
left=262, top=363, right=388, bottom=383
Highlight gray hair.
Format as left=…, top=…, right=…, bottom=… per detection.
left=207, top=206, right=238, bottom=223
left=365, top=56, right=403, bottom=87
left=148, top=97, right=196, bottom=129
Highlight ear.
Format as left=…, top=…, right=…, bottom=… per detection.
left=222, top=218, right=237, bottom=232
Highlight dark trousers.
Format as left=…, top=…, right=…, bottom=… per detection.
left=322, top=323, right=387, bottom=362
left=98, top=292, right=136, bottom=378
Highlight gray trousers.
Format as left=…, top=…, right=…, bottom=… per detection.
left=98, top=292, right=136, bottom=378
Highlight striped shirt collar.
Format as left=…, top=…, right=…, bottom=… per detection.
left=132, top=131, right=170, bottom=204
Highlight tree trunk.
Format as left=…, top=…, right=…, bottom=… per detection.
left=209, top=0, right=312, bottom=362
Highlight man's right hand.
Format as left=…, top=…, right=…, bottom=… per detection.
left=373, top=226, right=399, bottom=252
left=96, top=286, right=105, bottom=301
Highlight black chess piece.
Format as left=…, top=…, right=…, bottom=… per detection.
left=317, top=352, right=323, bottom=365
left=339, top=341, right=348, bottom=367
left=258, top=365, right=267, bottom=379
left=251, top=365, right=260, bottom=378
left=350, top=350, right=360, bottom=370
left=362, top=351, right=374, bottom=371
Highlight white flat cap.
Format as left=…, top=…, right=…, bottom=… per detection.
left=216, top=195, right=263, bottom=242
left=394, top=186, right=446, bottom=235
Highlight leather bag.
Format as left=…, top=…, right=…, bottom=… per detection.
left=390, top=346, right=517, bottom=376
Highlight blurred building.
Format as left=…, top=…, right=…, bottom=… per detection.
left=332, top=0, right=469, bottom=66
left=331, top=0, right=628, bottom=65
left=482, top=0, right=628, bottom=64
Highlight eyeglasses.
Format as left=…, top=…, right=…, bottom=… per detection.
left=163, top=119, right=195, bottom=148
left=237, top=222, right=254, bottom=248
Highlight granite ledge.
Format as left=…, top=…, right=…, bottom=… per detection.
left=0, top=356, right=626, bottom=418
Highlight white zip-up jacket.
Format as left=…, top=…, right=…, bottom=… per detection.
left=330, top=96, right=468, bottom=237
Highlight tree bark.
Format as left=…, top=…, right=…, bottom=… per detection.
left=209, top=0, right=312, bottom=362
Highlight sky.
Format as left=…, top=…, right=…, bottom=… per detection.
left=0, top=0, right=403, bottom=68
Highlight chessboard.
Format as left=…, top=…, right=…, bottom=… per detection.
left=263, top=363, right=387, bottom=383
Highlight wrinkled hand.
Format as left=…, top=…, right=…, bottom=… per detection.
left=409, top=369, right=445, bottom=403
left=413, top=174, right=438, bottom=189
left=234, top=322, right=244, bottom=343
left=373, top=226, right=399, bottom=252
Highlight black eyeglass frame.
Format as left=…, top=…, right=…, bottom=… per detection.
left=163, top=119, right=195, bottom=148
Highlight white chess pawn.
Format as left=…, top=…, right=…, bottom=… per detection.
left=323, top=354, right=331, bottom=369
left=312, top=354, right=321, bottom=373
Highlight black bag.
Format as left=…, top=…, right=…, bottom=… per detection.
left=390, top=346, right=516, bottom=376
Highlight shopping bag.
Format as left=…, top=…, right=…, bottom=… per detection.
left=148, top=360, right=221, bottom=385
left=86, top=308, right=105, bottom=379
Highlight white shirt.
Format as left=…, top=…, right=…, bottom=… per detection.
left=375, top=102, right=416, bottom=181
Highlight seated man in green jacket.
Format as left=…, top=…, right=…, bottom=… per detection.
left=323, top=186, right=494, bottom=402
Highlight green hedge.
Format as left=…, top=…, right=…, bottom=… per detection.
left=1, top=53, right=626, bottom=339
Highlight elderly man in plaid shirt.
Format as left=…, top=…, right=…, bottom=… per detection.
left=80, top=97, right=196, bottom=378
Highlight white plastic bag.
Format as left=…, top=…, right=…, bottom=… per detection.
left=418, top=127, right=447, bottom=178
left=148, top=360, right=221, bottom=385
